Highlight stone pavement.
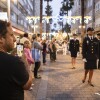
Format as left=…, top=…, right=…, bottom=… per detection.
left=25, top=54, right=100, bottom=100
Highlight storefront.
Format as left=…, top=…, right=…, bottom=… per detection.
left=12, top=27, right=24, bottom=43
left=12, top=27, right=24, bottom=36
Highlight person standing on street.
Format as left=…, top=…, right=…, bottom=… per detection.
left=32, top=34, right=43, bottom=79
left=42, top=39, right=47, bottom=65
left=20, top=32, right=30, bottom=45
left=97, top=33, right=100, bottom=69
left=82, top=27, right=98, bottom=87
left=69, top=34, right=80, bottom=69
left=49, top=38, right=57, bottom=62
left=0, top=20, right=33, bottom=100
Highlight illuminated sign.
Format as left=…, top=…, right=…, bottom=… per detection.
left=0, top=12, right=8, bottom=21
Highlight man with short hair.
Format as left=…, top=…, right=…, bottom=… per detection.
left=0, top=20, right=33, bottom=100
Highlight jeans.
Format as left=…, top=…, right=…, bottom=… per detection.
left=42, top=52, right=46, bottom=64
left=34, top=61, right=40, bottom=77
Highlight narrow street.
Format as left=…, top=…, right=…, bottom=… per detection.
left=25, top=54, right=100, bottom=100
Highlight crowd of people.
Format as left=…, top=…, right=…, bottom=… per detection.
left=0, top=20, right=100, bottom=100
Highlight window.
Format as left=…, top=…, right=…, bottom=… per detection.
left=11, top=11, right=17, bottom=23
left=18, top=16, right=23, bottom=25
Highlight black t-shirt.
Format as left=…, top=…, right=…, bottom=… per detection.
left=0, top=51, right=29, bottom=100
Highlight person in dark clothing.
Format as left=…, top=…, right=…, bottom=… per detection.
left=82, top=27, right=98, bottom=87
left=0, top=20, right=33, bottom=100
left=97, top=33, right=100, bottom=69
left=69, top=34, right=80, bottom=69
left=42, top=39, right=47, bottom=65
left=49, top=38, right=57, bottom=62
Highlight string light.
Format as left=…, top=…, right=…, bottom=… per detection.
left=26, top=15, right=91, bottom=24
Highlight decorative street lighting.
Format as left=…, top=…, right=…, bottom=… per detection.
left=31, top=25, right=38, bottom=35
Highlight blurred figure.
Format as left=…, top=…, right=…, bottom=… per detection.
left=42, top=39, right=47, bottom=65
left=20, top=33, right=29, bottom=44
left=69, top=34, right=80, bottom=69
left=97, top=33, right=100, bottom=69
left=49, top=38, right=57, bottom=62
left=62, top=40, right=67, bottom=55
left=82, top=27, right=98, bottom=87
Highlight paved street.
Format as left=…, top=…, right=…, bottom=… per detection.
left=25, top=54, right=100, bottom=100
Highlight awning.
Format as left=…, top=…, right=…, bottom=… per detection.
left=12, top=27, right=24, bottom=36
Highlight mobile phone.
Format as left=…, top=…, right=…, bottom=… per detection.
left=17, top=44, right=23, bottom=57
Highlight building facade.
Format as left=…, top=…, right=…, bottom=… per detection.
left=71, top=0, right=100, bottom=33
left=95, top=0, right=100, bottom=32
left=71, top=0, right=81, bottom=34
left=0, top=0, right=34, bottom=36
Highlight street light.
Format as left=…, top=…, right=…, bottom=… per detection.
left=31, top=25, right=38, bottom=35
left=78, top=25, right=85, bottom=34
left=79, top=25, right=85, bottom=29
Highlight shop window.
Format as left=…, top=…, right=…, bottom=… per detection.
left=18, top=18, right=23, bottom=26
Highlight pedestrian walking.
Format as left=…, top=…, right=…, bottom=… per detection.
left=97, top=33, right=100, bottom=69
left=82, top=27, right=98, bottom=87
left=69, top=34, right=80, bottom=69
left=0, top=20, right=33, bottom=100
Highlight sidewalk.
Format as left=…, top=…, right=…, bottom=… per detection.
left=25, top=54, right=100, bottom=100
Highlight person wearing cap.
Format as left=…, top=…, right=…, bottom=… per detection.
left=82, top=27, right=99, bottom=87
left=97, top=33, right=100, bottom=69
left=69, top=33, right=80, bottom=69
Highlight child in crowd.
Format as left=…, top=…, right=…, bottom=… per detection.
left=23, top=40, right=34, bottom=90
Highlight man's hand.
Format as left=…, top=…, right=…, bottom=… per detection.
left=77, top=52, right=80, bottom=56
left=83, top=58, right=87, bottom=62
left=97, top=59, right=99, bottom=62
left=68, top=51, right=71, bottom=55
